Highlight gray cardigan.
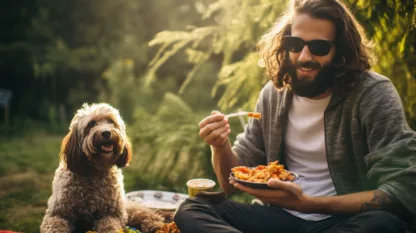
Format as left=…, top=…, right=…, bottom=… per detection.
left=232, top=71, right=416, bottom=218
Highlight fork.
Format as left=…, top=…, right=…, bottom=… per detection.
left=226, top=111, right=261, bottom=119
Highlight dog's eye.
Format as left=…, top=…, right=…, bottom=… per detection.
left=87, top=121, right=96, bottom=128
left=107, top=119, right=114, bottom=124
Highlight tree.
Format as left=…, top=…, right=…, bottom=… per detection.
left=1, top=0, right=214, bottom=122
left=148, top=0, right=288, bottom=111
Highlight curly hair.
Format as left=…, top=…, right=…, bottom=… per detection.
left=257, top=0, right=375, bottom=89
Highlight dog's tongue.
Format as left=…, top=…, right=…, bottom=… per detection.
left=101, top=144, right=114, bottom=152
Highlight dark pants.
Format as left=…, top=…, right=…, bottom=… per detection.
left=174, top=196, right=407, bottom=233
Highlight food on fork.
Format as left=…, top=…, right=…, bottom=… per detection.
left=226, top=111, right=262, bottom=119
left=247, top=112, right=261, bottom=119
left=231, top=160, right=294, bottom=183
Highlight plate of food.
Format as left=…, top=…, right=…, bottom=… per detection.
left=125, top=190, right=188, bottom=211
left=230, top=161, right=299, bottom=189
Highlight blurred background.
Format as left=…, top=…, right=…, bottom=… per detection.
left=0, top=0, right=415, bottom=231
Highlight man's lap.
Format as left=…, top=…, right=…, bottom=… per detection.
left=174, top=197, right=407, bottom=233
left=175, top=197, right=302, bottom=233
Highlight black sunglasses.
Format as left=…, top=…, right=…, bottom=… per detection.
left=283, top=36, right=334, bottom=56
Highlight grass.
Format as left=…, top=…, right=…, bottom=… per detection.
left=0, top=132, right=62, bottom=232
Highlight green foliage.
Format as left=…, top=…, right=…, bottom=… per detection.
left=180, top=60, right=219, bottom=110
left=31, top=0, right=147, bottom=78
left=147, top=27, right=217, bottom=88
left=148, top=0, right=287, bottom=111
left=3, top=0, right=215, bottom=122
left=348, top=0, right=416, bottom=126
left=127, top=93, right=214, bottom=192
left=99, top=59, right=139, bottom=122
left=213, top=53, right=264, bottom=110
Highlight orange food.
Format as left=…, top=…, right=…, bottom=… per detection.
left=156, top=222, right=181, bottom=233
left=247, top=112, right=261, bottom=119
left=231, top=161, right=294, bottom=183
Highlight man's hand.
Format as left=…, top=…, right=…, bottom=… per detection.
left=199, top=111, right=231, bottom=148
left=230, top=178, right=414, bottom=220
left=202, top=110, right=239, bottom=194
left=229, top=178, right=313, bottom=212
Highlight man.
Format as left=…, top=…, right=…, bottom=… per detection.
left=174, top=0, right=416, bottom=232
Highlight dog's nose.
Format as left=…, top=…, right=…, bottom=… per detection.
left=101, top=130, right=112, bottom=139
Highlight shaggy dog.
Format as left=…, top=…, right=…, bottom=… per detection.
left=40, top=103, right=165, bottom=233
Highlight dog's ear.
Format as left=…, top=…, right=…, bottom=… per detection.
left=116, top=139, right=132, bottom=168
left=60, top=128, right=91, bottom=176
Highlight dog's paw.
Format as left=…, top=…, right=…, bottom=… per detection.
left=137, top=219, right=164, bottom=233
left=155, top=210, right=174, bottom=223
left=126, top=201, right=165, bottom=233
left=94, top=217, right=125, bottom=233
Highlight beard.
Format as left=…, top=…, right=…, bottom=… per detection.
left=288, top=59, right=336, bottom=97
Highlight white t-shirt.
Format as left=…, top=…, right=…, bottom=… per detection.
left=284, top=94, right=337, bottom=221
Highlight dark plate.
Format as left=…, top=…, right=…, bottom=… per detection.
left=230, top=170, right=300, bottom=189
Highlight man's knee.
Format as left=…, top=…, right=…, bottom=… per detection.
left=174, top=198, right=196, bottom=222
left=174, top=197, right=210, bottom=224
left=348, top=211, right=406, bottom=233
left=174, top=197, right=219, bottom=233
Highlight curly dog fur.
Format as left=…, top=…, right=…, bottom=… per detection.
left=41, top=103, right=165, bottom=233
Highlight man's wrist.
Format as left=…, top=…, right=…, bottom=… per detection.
left=211, top=139, right=231, bottom=151
left=302, top=195, right=328, bottom=213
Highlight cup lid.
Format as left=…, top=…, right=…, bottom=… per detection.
left=186, top=178, right=216, bottom=188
